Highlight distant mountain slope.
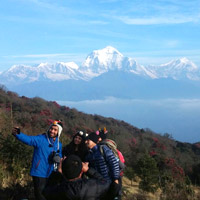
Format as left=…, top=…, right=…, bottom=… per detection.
left=0, top=46, right=200, bottom=101
left=1, top=46, right=199, bottom=86
left=7, top=71, right=200, bottom=101
left=147, top=57, right=200, bottom=80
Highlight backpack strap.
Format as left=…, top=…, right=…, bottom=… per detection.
left=101, top=139, right=119, bottom=158
left=99, top=144, right=105, bottom=158
left=99, top=144, right=109, bottom=164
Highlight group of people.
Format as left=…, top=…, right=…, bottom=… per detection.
left=12, top=120, right=123, bottom=200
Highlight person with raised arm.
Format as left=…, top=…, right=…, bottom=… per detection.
left=12, top=120, right=63, bottom=200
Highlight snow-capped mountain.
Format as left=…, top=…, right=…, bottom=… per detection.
left=2, top=64, right=39, bottom=83
left=147, top=57, right=200, bottom=80
left=0, top=46, right=200, bottom=87
left=37, top=62, right=82, bottom=81
left=79, top=46, right=155, bottom=79
left=0, top=62, right=81, bottom=85
left=1, top=46, right=200, bottom=101
left=0, top=46, right=159, bottom=85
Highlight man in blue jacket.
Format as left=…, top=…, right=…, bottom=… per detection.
left=12, top=120, right=63, bottom=200
left=85, top=131, right=120, bottom=184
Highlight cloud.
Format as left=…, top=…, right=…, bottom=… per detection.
left=58, top=97, right=200, bottom=142
left=1, top=53, right=86, bottom=66
left=124, top=49, right=200, bottom=66
left=116, top=15, right=199, bottom=25
left=102, top=0, right=200, bottom=25
left=164, top=40, right=179, bottom=48
left=5, top=53, right=76, bottom=59
left=58, top=97, right=200, bottom=111
left=26, top=0, right=67, bottom=12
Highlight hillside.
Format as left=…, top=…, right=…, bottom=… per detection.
left=1, top=85, right=200, bottom=199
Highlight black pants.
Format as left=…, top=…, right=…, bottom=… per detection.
left=32, top=176, right=48, bottom=200
left=117, top=176, right=122, bottom=200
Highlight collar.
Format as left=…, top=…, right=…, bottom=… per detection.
left=91, top=144, right=98, bottom=152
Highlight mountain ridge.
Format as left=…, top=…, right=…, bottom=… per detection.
left=1, top=46, right=200, bottom=101
left=1, top=46, right=199, bottom=86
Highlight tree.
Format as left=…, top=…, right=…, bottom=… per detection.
left=136, top=154, right=159, bottom=192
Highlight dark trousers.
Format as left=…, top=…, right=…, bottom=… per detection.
left=117, top=176, right=122, bottom=200
left=32, top=176, right=48, bottom=200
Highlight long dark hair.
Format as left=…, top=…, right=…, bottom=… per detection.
left=63, top=131, right=88, bottom=161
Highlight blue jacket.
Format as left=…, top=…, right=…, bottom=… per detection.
left=16, top=132, right=62, bottom=178
left=85, top=144, right=120, bottom=182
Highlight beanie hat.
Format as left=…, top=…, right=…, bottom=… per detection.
left=73, top=131, right=86, bottom=140
left=86, top=131, right=100, bottom=144
left=62, top=155, right=82, bottom=179
left=98, top=127, right=108, bottom=140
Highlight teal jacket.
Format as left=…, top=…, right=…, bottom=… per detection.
left=16, top=132, right=62, bottom=178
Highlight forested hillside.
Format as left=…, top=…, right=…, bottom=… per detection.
left=0, top=85, right=200, bottom=199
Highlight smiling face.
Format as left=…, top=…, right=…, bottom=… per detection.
left=74, top=135, right=82, bottom=145
left=49, top=125, right=59, bottom=138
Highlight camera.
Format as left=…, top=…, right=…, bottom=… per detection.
left=52, top=153, right=61, bottom=164
left=51, top=151, right=61, bottom=164
left=51, top=151, right=61, bottom=172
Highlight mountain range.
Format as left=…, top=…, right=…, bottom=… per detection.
left=1, top=46, right=200, bottom=100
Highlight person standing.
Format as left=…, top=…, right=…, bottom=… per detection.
left=85, top=131, right=120, bottom=184
left=12, top=120, right=63, bottom=200
left=98, top=128, right=125, bottom=200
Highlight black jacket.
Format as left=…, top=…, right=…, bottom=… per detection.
left=43, top=168, right=115, bottom=200
left=62, top=142, right=88, bottom=161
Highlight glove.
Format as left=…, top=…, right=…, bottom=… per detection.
left=108, top=181, right=120, bottom=200
left=12, top=127, right=20, bottom=136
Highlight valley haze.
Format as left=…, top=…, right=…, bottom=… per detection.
left=1, top=46, right=200, bottom=143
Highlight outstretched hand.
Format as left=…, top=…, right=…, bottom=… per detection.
left=58, top=157, right=66, bottom=174
left=82, top=162, right=89, bottom=173
left=12, top=127, right=20, bottom=136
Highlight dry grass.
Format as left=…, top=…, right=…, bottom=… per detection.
left=122, top=176, right=161, bottom=200
left=122, top=176, right=200, bottom=200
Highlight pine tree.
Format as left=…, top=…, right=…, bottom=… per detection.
left=136, top=154, right=159, bottom=192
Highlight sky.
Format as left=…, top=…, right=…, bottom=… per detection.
left=0, top=0, right=200, bottom=72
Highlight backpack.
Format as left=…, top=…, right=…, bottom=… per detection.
left=99, top=139, right=125, bottom=176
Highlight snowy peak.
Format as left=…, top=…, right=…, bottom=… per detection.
left=147, top=57, right=200, bottom=80
left=37, top=62, right=81, bottom=81
left=82, top=46, right=124, bottom=71
left=37, top=62, right=79, bottom=71
left=0, top=62, right=81, bottom=85
left=163, top=57, right=197, bottom=70
left=0, top=47, right=200, bottom=85
left=96, top=46, right=123, bottom=56
left=3, top=64, right=38, bottom=81
left=80, top=46, right=150, bottom=79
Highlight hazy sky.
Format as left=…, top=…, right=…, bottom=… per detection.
left=1, top=0, right=200, bottom=71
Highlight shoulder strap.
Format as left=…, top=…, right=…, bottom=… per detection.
left=99, top=144, right=108, bottom=163
left=99, top=144, right=104, bottom=157
left=105, top=139, right=119, bottom=158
